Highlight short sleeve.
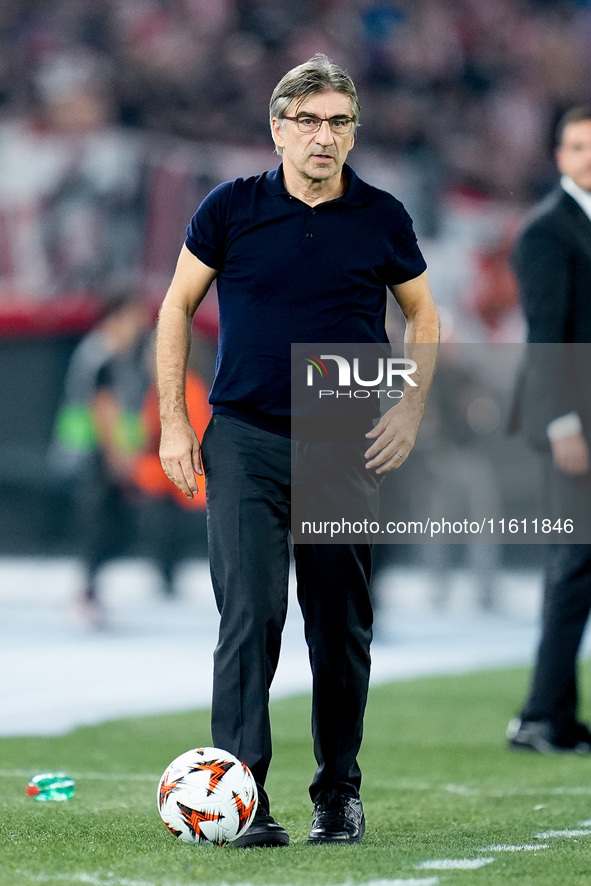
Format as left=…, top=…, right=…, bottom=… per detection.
left=384, top=201, right=427, bottom=286
left=185, top=181, right=233, bottom=271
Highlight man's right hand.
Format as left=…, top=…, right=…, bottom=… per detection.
left=159, top=420, right=202, bottom=498
left=551, top=431, right=590, bottom=476
left=155, top=247, right=217, bottom=498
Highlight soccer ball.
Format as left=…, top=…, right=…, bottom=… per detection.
left=157, top=747, right=258, bottom=845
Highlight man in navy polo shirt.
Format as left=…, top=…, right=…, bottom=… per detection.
left=156, top=54, right=439, bottom=847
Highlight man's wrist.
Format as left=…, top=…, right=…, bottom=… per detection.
left=160, top=408, right=191, bottom=430
left=547, top=412, right=583, bottom=441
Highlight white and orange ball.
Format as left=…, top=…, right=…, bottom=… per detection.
left=157, top=747, right=258, bottom=845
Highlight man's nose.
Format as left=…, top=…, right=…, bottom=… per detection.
left=316, top=120, right=335, bottom=143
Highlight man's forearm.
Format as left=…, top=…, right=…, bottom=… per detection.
left=156, top=301, right=193, bottom=426
left=392, top=270, right=440, bottom=415
left=402, top=306, right=440, bottom=417
left=404, top=301, right=440, bottom=349
left=365, top=277, right=439, bottom=473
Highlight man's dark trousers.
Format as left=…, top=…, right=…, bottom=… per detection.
left=200, top=413, right=377, bottom=804
left=521, top=543, right=591, bottom=736
left=519, top=457, right=591, bottom=736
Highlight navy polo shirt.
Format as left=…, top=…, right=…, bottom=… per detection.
left=185, top=163, right=426, bottom=435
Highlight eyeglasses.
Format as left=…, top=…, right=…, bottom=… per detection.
left=282, top=114, right=355, bottom=135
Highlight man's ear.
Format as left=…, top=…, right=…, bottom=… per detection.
left=271, top=117, right=285, bottom=152
left=556, top=147, right=564, bottom=174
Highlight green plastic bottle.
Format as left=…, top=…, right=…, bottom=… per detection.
left=25, top=773, right=75, bottom=802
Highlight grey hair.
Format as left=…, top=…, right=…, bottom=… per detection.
left=269, top=53, right=360, bottom=155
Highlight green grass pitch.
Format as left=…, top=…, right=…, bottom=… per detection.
left=3, top=663, right=591, bottom=886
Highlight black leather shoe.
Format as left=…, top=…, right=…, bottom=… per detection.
left=572, top=721, right=591, bottom=748
left=308, top=793, right=365, bottom=844
left=506, top=717, right=591, bottom=754
left=231, top=806, right=289, bottom=848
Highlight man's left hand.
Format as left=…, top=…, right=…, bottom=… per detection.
left=551, top=431, right=590, bottom=476
left=364, top=402, right=422, bottom=473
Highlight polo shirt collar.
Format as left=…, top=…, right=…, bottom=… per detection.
left=264, top=163, right=369, bottom=206
left=264, top=165, right=288, bottom=197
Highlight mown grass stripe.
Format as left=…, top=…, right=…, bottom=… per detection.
left=15, top=873, right=156, bottom=886
left=5, top=664, right=591, bottom=886
left=18, top=876, right=440, bottom=886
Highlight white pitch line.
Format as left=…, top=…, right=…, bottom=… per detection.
left=535, top=829, right=591, bottom=839
left=364, top=881, right=439, bottom=886
left=489, top=786, right=591, bottom=798
left=416, top=858, right=495, bottom=870
left=480, top=844, right=549, bottom=852
left=0, top=768, right=157, bottom=783
left=443, top=783, right=481, bottom=796
left=6, top=769, right=591, bottom=800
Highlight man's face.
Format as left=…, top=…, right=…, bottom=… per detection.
left=557, top=120, right=591, bottom=192
left=271, top=90, right=355, bottom=186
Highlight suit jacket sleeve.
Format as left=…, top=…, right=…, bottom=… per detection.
left=511, top=219, right=571, bottom=342
left=511, top=212, right=581, bottom=445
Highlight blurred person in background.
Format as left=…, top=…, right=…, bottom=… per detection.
left=134, top=340, right=210, bottom=594
left=507, top=106, right=591, bottom=754
left=156, top=53, right=438, bottom=847
left=50, top=289, right=153, bottom=628
left=410, top=345, right=502, bottom=611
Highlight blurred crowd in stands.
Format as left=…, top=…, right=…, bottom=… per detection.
left=0, top=0, right=588, bottom=338
left=2, top=0, right=590, bottom=191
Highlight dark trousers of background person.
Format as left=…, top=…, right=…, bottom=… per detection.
left=138, top=495, right=208, bottom=595
left=76, top=458, right=137, bottom=598
left=201, top=413, right=378, bottom=807
left=520, top=459, right=591, bottom=735
left=520, top=543, right=591, bottom=736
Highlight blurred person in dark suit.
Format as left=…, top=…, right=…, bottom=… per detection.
left=507, top=107, right=591, bottom=754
